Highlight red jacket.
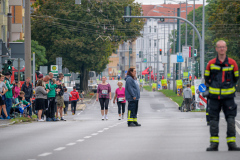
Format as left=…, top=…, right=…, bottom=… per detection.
left=70, top=90, right=79, bottom=101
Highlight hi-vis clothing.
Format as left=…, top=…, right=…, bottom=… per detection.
left=205, top=56, right=239, bottom=144
left=204, top=56, right=239, bottom=100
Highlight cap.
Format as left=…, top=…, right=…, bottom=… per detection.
left=38, top=74, right=43, bottom=79
left=4, top=72, right=10, bottom=76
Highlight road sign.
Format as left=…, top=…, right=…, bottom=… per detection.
left=182, top=46, right=191, bottom=58
left=177, top=52, right=184, bottom=62
left=198, top=84, right=207, bottom=93
left=51, top=65, right=58, bottom=74
left=125, top=70, right=127, bottom=74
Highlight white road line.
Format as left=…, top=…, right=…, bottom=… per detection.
left=27, top=159, right=36, bottom=160
left=77, top=113, right=80, bottom=115
left=84, top=136, right=92, bottom=139
left=98, top=130, right=104, bottom=133
left=38, top=152, right=52, bottom=157
left=236, top=120, right=240, bottom=124
left=236, top=125, right=240, bottom=135
left=103, top=128, right=109, bottom=130
left=66, top=143, right=76, bottom=146
left=77, top=139, right=85, bottom=142
left=54, top=147, right=66, bottom=151
left=91, top=133, right=99, bottom=136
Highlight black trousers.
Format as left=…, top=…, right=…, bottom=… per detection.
left=99, top=98, right=109, bottom=110
left=117, top=102, right=126, bottom=114
left=209, top=98, right=237, bottom=140
left=46, top=98, right=55, bottom=119
left=184, top=98, right=191, bottom=111
left=206, top=98, right=210, bottom=123
left=71, top=101, right=77, bottom=114
left=64, top=101, right=69, bottom=114
left=127, top=100, right=138, bottom=124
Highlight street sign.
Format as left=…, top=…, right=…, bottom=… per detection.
left=125, top=70, right=127, bottom=74
left=182, top=46, right=191, bottom=58
left=143, top=58, right=147, bottom=63
left=198, top=84, right=207, bottom=93
left=51, top=65, right=58, bottom=74
left=177, top=52, right=184, bottom=62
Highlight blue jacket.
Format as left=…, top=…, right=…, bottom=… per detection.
left=125, top=75, right=140, bottom=101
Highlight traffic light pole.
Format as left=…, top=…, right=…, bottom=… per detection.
left=25, top=0, right=31, bottom=81
left=157, top=28, right=159, bottom=84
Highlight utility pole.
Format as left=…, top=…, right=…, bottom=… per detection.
left=157, top=28, right=159, bottom=84
left=173, top=8, right=176, bottom=92
left=25, top=0, right=31, bottom=80
left=201, top=0, right=205, bottom=79
left=192, top=0, right=195, bottom=85
left=185, top=0, right=188, bottom=72
left=179, top=2, right=182, bottom=80
left=7, top=13, right=12, bottom=47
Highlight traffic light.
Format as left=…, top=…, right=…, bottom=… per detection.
left=2, top=60, right=13, bottom=75
left=194, top=49, right=197, bottom=57
left=159, top=49, right=162, bottom=55
left=124, top=6, right=131, bottom=23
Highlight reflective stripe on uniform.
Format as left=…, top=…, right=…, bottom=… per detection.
left=206, top=112, right=209, bottom=116
left=210, top=137, right=219, bottom=143
left=205, top=70, right=210, bottom=76
left=128, top=111, right=133, bottom=122
left=227, top=137, right=236, bottom=143
left=234, top=71, right=239, bottom=77
left=210, top=64, right=221, bottom=70
left=209, top=87, right=220, bottom=95
left=133, top=118, right=137, bottom=122
left=222, top=65, right=234, bottom=71
left=221, top=87, right=236, bottom=95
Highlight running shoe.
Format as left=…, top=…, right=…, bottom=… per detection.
left=38, top=119, right=45, bottom=122
left=118, top=116, right=121, bottom=120
left=56, top=117, right=60, bottom=121
left=61, top=117, right=66, bottom=121
left=102, top=116, right=105, bottom=121
left=72, top=112, right=75, bottom=115
left=105, top=115, right=108, bottom=120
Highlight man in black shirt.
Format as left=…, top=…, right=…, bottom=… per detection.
left=55, top=73, right=65, bottom=121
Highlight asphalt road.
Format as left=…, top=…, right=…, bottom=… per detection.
left=0, top=80, right=240, bottom=160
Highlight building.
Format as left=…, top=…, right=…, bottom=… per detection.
left=135, top=3, right=202, bottom=78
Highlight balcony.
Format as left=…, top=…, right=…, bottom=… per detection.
left=9, top=0, right=22, bottom=6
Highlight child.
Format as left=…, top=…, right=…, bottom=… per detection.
left=11, top=91, right=30, bottom=116
left=63, top=88, right=72, bottom=115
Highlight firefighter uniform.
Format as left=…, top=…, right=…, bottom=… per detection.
left=205, top=55, right=240, bottom=151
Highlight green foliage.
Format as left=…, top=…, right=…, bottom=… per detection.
left=143, top=85, right=152, bottom=91
left=15, top=40, right=47, bottom=70
left=158, top=89, right=183, bottom=107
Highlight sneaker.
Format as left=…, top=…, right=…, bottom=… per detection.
left=56, top=117, right=60, bottom=121
left=102, top=116, right=105, bottom=121
left=46, top=118, right=52, bottom=122
left=122, top=114, right=124, bottom=119
left=118, top=116, right=121, bottom=120
left=52, top=118, right=57, bottom=121
left=6, top=116, right=11, bottom=120
left=61, top=117, right=66, bottom=121
left=38, top=119, right=45, bottom=122
left=105, top=115, right=108, bottom=120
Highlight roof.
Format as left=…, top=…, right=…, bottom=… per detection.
left=141, top=4, right=202, bottom=22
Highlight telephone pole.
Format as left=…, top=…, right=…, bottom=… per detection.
left=25, top=0, right=31, bottom=80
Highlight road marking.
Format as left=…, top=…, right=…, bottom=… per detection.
left=236, top=125, right=240, bottom=135
left=77, top=113, right=80, bottom=115
left=103, top=128, right=109, bottom=130
left=98, top=130, right=104, bottom=133
left=236, top=120, right=240, bottom=124
left=54, top=147, right=66, bottom=151
left=38, top=152, right=52, bottom=157
left=91, top=133, right=98, bottom=136
left=66, top=143, right=76, bottom=146
left=84, top=136, right=92, bottom=139
left=28, top=159, right=36, bottom=160
left=92, top=100, right=97, bottom=106
left=77, top=139, right=85, bottom=142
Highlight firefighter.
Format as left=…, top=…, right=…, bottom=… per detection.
left=205, top=40, right=240, bottom=151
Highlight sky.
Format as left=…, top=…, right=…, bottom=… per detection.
left=134, top=0, right=206, bottom=4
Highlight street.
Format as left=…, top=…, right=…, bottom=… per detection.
left=0, top=80, right=240, bottom=160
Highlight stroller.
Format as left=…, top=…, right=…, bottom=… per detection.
left=11, top=101, right=31, bottom=118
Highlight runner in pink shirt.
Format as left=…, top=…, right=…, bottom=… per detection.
left=113, top=81, right=126, bottom=120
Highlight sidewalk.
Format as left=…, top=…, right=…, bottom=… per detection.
left=0, top=119, right=14, bottom=127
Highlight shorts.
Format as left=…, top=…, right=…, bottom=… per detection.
left=35, top=99, right=45, bottom=110
left=56, top=95, right=64, bottom=107
left=0, top=96, right=5, bottom=106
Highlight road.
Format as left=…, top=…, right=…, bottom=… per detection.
left=0, top=80, right=240, bottom=160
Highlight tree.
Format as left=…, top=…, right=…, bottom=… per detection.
left=15, top=40, right=48, bottom=70
left=31, top=0, right=144, bottom=91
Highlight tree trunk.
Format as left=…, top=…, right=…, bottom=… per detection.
left=80, top=65, right=89, bottom=92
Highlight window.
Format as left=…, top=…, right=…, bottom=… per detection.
left=149, top=40, right=151, bottom=47
left=154, top=26, right=157, bottom=33
left=154, top=40, right=157, bottom=47
left=149, top=26, right=151, bottom=33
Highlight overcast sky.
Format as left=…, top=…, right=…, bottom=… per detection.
left=134, top=0, right=206, bottom=4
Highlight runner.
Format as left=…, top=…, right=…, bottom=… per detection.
left=96, top=76, right=111, bottom=120
left=113, top=81, right=126, bottom=120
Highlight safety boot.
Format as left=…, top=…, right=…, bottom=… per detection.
left=206, top=143, right=218, bottom=151
left=228, top=143, right=240, bottom=151
left=133, top=122, right=141, bottom=126
left=128, top=122, right=136, bottom=127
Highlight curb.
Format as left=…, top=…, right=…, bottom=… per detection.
left=169, top=98, right=179, bottom=107
left=0, top=120, right=16, bottom=127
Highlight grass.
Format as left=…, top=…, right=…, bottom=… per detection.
left=158, top=90, right=183, bottom=107
left=10, top=117, right=33, bottom=124
left=143, top=85, right=152, bottom=91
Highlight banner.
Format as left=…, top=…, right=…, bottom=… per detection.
left=167, top=73, right=171, bottom=79
left=152, top=83, right=157, bottom=91
left=183, top=72, right=188, bottom=79
left=191, top=85, right=195, bottom=95
left=176, top=80, right=183, bottom=96
left=161, top=79, right=167, bottom=89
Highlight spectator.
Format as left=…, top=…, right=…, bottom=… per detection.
left=79, top=90, right=84, bottom=103
left=43, top=75, right=50, bottom=118
left=35, top=80, right=48, bottom=122
left=0, top=74, right=9, bottom=119
left=13, top=81, right=21, bottom=102
left=4, top=72, right=14, bottom=118
left=63, top=88, right=72, bottom=115
left=70, top=86, right=79, bottom=115
left=55, top=73, right=65, bottom=121
left=21, top=77, right=33, bottom=117
left=46, top=72, right=58, bottom=121
left=183, top=84, right=192, bottom=112
left=11, top=91, right=30, bottom=116
left=35, top=74, right=43, bottom=86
